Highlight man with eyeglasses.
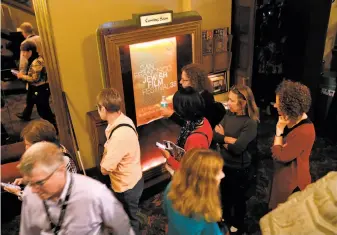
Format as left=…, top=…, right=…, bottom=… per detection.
left=18, top=142, right=134, bottom=235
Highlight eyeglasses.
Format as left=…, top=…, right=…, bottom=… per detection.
left=27, top=167, right=59, bottom=187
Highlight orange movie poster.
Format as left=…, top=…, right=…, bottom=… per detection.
left=130, top=37, right=178, bottom=126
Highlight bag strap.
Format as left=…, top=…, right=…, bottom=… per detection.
left=108, top=123, right=137, bottom=140
left=190, top=131, right=209, bottom=146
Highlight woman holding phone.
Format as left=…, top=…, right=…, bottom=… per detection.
left=15, top=41, right=56, bottom=128
left=160, top=87, right=213, bottom=173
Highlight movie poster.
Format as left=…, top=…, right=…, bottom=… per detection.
left=130, top=37, right=178, bottom=126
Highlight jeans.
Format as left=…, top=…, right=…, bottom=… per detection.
left=114, top=177, right=144, bottom=235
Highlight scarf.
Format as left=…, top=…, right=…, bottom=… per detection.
left=177, top=118, right=204, bottom=148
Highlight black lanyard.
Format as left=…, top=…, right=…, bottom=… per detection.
left=43, top=174, right=73, bottom=235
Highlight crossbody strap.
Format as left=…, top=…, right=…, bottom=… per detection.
left=190, top=131, right=209, bottom=146
left=43, top=174, right=73, bottom=235
left=108, top=123, right=137, bottom=140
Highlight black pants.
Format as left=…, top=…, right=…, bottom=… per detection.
left=22, top=84, right=34, bottom=119
left=221, top=166, right=250, bottom=233
left=114, top=177, right=144, bottom=235
left=22, top=84, right=56, bottom=126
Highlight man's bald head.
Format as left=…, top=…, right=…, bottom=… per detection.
left=18, top=142, right=64, bottom=176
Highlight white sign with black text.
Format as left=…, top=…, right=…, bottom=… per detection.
left=140, top=12, right=172, bottom=27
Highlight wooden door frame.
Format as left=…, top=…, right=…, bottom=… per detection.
left=32, top=0, right=76, bottom=158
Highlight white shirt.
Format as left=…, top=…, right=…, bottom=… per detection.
left=19, top=172, right=135, bottom=235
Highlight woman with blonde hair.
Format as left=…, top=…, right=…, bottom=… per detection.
left=213, top=84, right=259, bottom=234
left=163, top=148, right=228, bottom=235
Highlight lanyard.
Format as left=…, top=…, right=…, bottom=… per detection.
left=43, top=174, right=73, bottom=235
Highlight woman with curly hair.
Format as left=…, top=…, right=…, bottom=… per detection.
left=161, top=63, right=226, bottom=128
left=269, top=80, right=315, bottom=209
left=163, top=148, right=228, bottom=235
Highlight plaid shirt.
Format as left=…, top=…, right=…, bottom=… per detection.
left=21, top=56, right=47, bottom=85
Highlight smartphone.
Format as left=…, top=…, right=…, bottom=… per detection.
left=1, top=182, right=21, bottom=190
left=11, top=69, right=19, bottom=76
left=156, top=142, right=167, bottom=150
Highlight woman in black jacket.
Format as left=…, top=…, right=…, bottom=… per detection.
left=161, top=63, right=225, bottom=128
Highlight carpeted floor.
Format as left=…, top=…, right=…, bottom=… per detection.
left=1, top=91, right=55, bottom=145
left=1, top=114, right=337, bottom=235
left=138, top=115, right=337, bottom=235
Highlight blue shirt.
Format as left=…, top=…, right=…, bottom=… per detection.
left=163, top=183, right=225, bottom=235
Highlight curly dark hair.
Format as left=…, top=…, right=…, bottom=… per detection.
left=275, top=80, right=311, bottom=120
left=181, top=63, right=213, bottom=93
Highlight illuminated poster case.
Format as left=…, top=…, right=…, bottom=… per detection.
left=95, top=11, right=202, bottom=183
left=130, top=37, right=178, bottom=126
left=97, top=11, right=202, bottom=127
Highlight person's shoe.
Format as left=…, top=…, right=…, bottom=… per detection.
left=229, top=226, right=247, bottom=235
left=16, top=113, right=31, bottom=121
left=230, top=226, right=238, bottom=233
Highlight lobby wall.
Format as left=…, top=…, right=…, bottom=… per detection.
left=46, top=0, right=232, bottom=168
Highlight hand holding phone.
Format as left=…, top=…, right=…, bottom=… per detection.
left=156, top=142, right=167, bottom=150
left=11, top=69, right=19, bottom=76
left=156, top=142, right=173, bottom=159
left=1, top=182, right=22, bottom=196
left=1, top=182, right=21, bottom=190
